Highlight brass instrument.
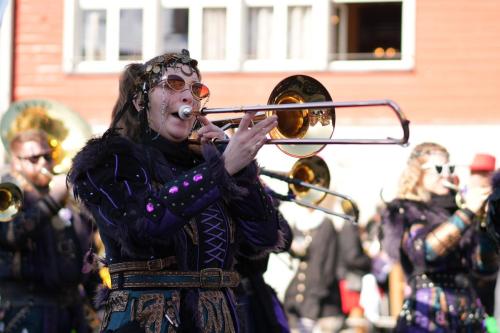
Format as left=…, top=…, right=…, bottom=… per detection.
left=443, top=180, right=467, bottom=209
left=444, top=180, right=493, bottom=228
left=0, top=182, right=23, bottom=222
left=0, top=99, right=92, bottom=221
left=260, top=156, right=359, bottom=222
left=0, top=99, right=93, bottom=174
left=184, top=75, right=410, bottom=158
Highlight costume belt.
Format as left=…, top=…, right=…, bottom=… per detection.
left=108, top=257, right=177, bottom=274
left=110, top=267, right=240, bottom=290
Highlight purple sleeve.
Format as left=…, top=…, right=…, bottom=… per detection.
left=226, top=162, right=281, bottom=256
left=73, top=151, right=233, bottom=249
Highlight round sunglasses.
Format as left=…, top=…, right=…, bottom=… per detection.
left=160, top=74, right=210, bottom=100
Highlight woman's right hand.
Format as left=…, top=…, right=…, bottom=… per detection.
left=222, top=112, right=277, bottom=175
left=464, top=185, right=491, bottom=214
left=49, top=174, right=69, bottom=204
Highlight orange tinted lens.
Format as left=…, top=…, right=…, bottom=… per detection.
left=166, top=75, right=186, bottom=91
left=192, top=83, right=210, bottom=99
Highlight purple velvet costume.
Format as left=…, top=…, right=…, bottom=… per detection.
left=382, top=199, right=499, bottom=332
left=68, top=131, right=282, bottom=333
left=0, top=173, right=95, bottom=333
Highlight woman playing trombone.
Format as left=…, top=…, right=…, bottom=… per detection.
left=69, top=49, right=282, bottom=333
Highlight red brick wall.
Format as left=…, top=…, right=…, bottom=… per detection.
left=12, top=0, right=500, bottom=128
left=13, top=0, right=117, bottom=125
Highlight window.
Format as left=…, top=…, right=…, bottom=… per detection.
left=119, top=9, right=143, bottom=61
left=331, top=2, right=402, bottom=61
left=287, top=6, right=313, bottom=60
left=159, top=8, right=188, bottom=54
left=329, top=0, right=415, bottom=71
left=202, top=8, right=227, bottom=60
left=247, top=7, right=273, bottom=60
left=64, top=0, right=414, bottom=73
left=80, top=9, right=106, bottom=61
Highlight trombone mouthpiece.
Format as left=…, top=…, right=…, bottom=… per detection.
left=178, top=105, right=193, bottom=120
left=442, top=179, right=460, bottom=192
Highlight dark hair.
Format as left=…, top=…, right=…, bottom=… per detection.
left=110, top=50, right=200, bottom=142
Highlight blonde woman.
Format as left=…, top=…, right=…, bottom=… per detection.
left=381, top=142, right=498, bottom=332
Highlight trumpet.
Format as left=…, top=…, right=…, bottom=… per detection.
left=0, top=182, right=23, bottom=222
left=185, top=75, right=410, bottom=158
left=260, top=156, right=359, bottom=223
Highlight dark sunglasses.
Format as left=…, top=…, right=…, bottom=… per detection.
left=18, top=153, right=53, bottom=164
left=160, top=75, right=210, bottom=100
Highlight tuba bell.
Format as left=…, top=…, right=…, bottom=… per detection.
left=0, top=182, right=23, bottom=222
left=1, top=99, right=93, bottom=174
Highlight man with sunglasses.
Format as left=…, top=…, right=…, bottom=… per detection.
left=0, top=130, right=96, bottom=332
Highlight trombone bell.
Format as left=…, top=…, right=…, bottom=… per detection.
left=0, top=182, right=23, bottom=222
left=267, top=75, right=335, bottom=158
left=260, top=156, right=359, bottom=222
left=289, top=156, right=330, bottom=205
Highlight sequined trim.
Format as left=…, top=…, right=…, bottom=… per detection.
left=198, top=290, right=235, bottom=333
left=136, top=293, right=165, bottom=333
left=165, top=291, right=180, bottom=332
left=101, top=290, right=130, bottom=330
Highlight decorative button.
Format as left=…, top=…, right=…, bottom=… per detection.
left=193, top=174, right=203, bottom=182
left=169, top=186, right=179, bottom=194
left=146, top=203, right=154, bottom=212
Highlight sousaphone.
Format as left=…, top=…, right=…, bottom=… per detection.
left=0, top=99, right=92, bottom=174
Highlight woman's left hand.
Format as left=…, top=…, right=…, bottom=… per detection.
left=197, top=116, right=225, bottom=143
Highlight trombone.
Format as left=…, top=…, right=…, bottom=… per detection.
left=185, top=75, right=410, bottom=158
left=260, top=156, right=359, bottom=223
left=0, top=182, right=23, bottom=222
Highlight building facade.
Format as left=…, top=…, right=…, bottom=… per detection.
left=1, top=0, right=500, bottom=222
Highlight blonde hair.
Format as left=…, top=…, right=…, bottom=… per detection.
left=396, top=142, right=449, bottom=202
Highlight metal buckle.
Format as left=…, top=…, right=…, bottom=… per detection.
left=200, top=268, right=224, bottom=288
left=146, top=258, right=165, bottom=271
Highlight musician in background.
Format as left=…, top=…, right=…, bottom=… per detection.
left=381, top=142, right=499, bottom=332
left=235, top=206, right=292, bottom=333
left=0, top=130, right=95, bottom=332
left=283, top=207, right=344, bottom=333
left=467, top=153, right=497, bottom=316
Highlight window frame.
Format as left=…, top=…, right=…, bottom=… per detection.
left=328, top=0, right=415, bottom=71
left=63, top=0, right=415, bottom=73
